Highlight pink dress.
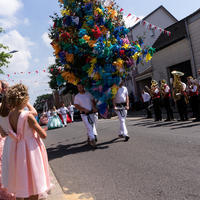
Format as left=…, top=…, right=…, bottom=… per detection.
left=0, top=116, right=15, bottom=200
left=2, top=111, right=51, bottom=198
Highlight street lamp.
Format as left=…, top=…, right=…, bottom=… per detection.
left=9, top=50, right=18, bottom=54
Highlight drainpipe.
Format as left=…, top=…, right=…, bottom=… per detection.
left=130, top=28, right=137, bottom=96
left=185, top=19, right=197, bottom=78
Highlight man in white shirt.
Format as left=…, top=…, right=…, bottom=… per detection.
left=113, top=80, right=130, bottom=141
left=59, top=103, right=69, bottom=126
left=141, top=90, right=152, bottom=118
left=74, top=82, right=98, bottom=148
left=68, top=102, right=75, bottom=122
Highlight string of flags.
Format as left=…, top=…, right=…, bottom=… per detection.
left=120, top=9, right=171, bottom=36
left=5, top=68, right=48, bottom=78
left=5, top=79, right=49, bottom=84
left=1, top=68, right=50, bottom=87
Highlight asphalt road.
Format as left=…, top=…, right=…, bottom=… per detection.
left=45, top=116, right=200, bottom=200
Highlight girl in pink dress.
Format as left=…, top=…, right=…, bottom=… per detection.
left=2, top=84, right=51, bottom=200
left=0, top=93, right=15, bottom=200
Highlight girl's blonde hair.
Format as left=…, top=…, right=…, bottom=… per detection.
left=6, top=84, right=29, bottom=109
left=0, top=95, right=10, bottom=117
left=52, top=106, right=56, bottom=111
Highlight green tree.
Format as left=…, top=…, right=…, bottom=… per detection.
left=0, top=28, right=12, bottom=73
left=48, top=64, right=60, bottom=90
left=34, top=94, right=52, bottom=112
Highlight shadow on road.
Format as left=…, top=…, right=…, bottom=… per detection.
left=129, top=118, right=200, bottom=129
left=47, top=138, right=122, bottom=161
left=170, top=122, right=200, bottom=130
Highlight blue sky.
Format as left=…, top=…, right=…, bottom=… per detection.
left=0, top=0, right=199, bottom=104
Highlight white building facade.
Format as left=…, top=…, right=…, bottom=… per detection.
left=152, top=9, right=200, bottom=84
left=127, top=6, right=177, bottom=99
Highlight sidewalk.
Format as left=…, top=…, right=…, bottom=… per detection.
left=46, top=166, right=94, bottom=200
left=46, top=167, right=68, bottom=200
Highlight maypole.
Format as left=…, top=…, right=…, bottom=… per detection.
left=49, top=0, right=155, bottom=116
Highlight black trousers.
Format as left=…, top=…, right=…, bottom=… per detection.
left=153, top=98, right=162, bottom=121
left=190, top=95, right=199, bottom=118
left=143, top=101, right=152, bottom=118
left=176, top=96, right=188, bottom=121
left=163, top=97, right=174, bottom=120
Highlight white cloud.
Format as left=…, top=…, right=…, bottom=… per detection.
left=0, top=0, right=23, bottom=29
left=0, top=0, right=23, bottom=17
left=42, top=32, right=51, bottom=48
left=0, top=30, right=34, bottom=73
left=34, top=58, right=39, bottom=63
left=5, top=73, right=51, bottom=105
left=0, top=0, right=52, bottom=104
left=48, top=56, right=55, bottom=65
left=123, top=15, right=144, bottom=28
left=0, top=16, right=18, bottom=29
left=20, top=73, right=51, bottom=104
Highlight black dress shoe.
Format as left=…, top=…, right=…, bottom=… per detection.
left=118, top=134, right=124, bottom=138
left=89, top=140, right=97, bottom=148
left=124, top=136, right=130, bottom=142
left=94, top=135, right=98, bottom=142
left=193, top=118, right=200, bottom=122
left=164, top=119, right=170, bottom=122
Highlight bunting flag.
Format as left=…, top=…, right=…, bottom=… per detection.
left=122, top=9, right=171, bottom=36
left=135, top=17, right=139, bottom=22
left=5, top=68, right=48, bottom=78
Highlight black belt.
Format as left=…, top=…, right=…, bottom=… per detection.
left=116, top=103, right=126, bottom=117
left=81, top=111, right=95, bottom=126
left=80, top=111, right=95, bottom=115
left=116, top=103, right=126, bottom=107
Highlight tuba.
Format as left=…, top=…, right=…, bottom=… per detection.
left=171, top=70, right=188, bottom=103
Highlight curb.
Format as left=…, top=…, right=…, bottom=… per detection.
left=47, top=166, right=94, bottom=200
left=47, top=166, right=68, bottom=200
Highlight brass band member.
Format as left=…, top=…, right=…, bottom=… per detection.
left=161, top=80, right=174, bottom=121
left=141, top=89, right=152, bottom=118
left=186, top=77, right=200, bottom=121
left=172, top=71, right=188, bottom=121
left=147, top=80, right=162, bottom=121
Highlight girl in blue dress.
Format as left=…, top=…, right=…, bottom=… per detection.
left=47, top=106, right=64, bottom=130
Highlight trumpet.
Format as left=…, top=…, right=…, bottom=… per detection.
left=145, top=85, right=158, bottom=98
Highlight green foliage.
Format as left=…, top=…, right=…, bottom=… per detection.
left=48, top=64, right=59, bottom=90
left=34, top=93, right=52, bottom=111
left=0, top=28, right=12, bottom=73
